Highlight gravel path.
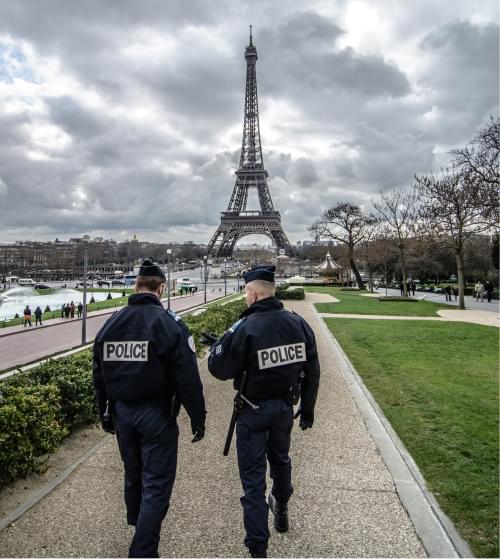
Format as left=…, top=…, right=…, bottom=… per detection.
left=0, top=294, right=426, bottom=558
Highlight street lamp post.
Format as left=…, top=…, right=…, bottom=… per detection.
left=166, top=248, right=172, bottom=310
left=81, top=244, right=88, bottom=345
left=224, top=258, right=227, bottom=296
left=203, top=255, right=208, bottom=303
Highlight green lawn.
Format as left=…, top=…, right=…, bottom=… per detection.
left=325, top=317, right=499, bottom=557
left=307, top=286, right=456, bottom=316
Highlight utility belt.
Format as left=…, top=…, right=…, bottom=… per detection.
left=239, top=379, right=302, bottom=411
left=112, top=393, right=180, bottom=418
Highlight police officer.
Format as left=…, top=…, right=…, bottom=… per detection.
left=208, top=265, right=320, bottom=558
left=93, top=258, right=206, bottom=558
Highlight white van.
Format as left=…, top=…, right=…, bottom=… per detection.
left=18, top=278, right=36, bottom=286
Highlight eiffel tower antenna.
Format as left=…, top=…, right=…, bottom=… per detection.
left=207, top=29, right=291, bottom=258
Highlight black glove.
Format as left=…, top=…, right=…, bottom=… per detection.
left=101, top=416, right=115, bottom=435
left=191, top=423, right=205, bottom=443
left=295, top=409, right=314, bottom=430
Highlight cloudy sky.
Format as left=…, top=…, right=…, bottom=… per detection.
left=0, top=0, right=498, bottom=245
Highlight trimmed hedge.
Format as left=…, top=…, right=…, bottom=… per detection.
left=276, top=287, right=305, bottom=300
left=0, top=351, right=96, bottom=488
left=0, top=384, right=68, bottom=487
left=184, top=299, right=247, bottom=355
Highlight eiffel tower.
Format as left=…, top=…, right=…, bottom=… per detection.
left=207, top=27, right=291, bottom=258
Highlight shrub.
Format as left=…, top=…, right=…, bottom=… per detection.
left=276, top=283, right=290, bottom=292
left=106, top=292, right=112, bottom=300
left=0, top=384, right=67, bottom=487
left=44, top=305, right=51, bottom=313
left=5, top=351, right=96, bottom=428
left=276, top=287, right=305, bottom=300
left=184, top=299, right=247, bottom=355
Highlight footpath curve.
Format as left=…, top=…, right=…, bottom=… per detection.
left=0, top=293, right=467, bottom=557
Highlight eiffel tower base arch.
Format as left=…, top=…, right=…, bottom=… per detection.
left=207, top=212, right=290, bottom=258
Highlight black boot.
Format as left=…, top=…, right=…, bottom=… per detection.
left=268, top=493, right=289, bottom=533
left=250, top=548, right=267, bottom=558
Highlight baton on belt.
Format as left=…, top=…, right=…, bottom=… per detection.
left=223, top=370, right=249, bottom=456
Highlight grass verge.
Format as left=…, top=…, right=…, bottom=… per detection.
left=307, top=286, right=456, bottom=316
left=325, top=317, right=499, bottom=557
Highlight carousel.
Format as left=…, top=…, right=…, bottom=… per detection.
left=315, top=251, right=341, bottom=281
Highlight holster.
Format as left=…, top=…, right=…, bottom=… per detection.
left=285, top=371, right=305, bottom=406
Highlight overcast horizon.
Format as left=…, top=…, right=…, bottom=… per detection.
left=0, top=1, right=498, bottom=245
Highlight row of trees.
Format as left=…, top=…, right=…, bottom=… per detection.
left=312, top=118, right=499, bottom=309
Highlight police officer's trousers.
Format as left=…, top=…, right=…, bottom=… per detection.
left=236, top=399, right=294, bottom=553
left=115, top=400, right=179, bottom=558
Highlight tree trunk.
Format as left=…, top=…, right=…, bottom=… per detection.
left=349, top=245, right=365, bottom=289
left=399, top=245, right=408, bottom=297
left=456, top=247, right=466, bottom=310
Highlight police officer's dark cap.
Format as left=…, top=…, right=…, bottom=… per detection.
left=138, top=258, right=166, bottom=281
left=243, top=265, right=276, bottom=284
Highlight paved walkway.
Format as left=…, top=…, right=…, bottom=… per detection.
left=380, top=288, right=499, bottom=313
left=320, top=310, right=499, bottom=328
left=318, top=292, right=499, bottom=328
left=0, top=291, right=224, bottom=372
left=0, top=294, right=438, bottom=558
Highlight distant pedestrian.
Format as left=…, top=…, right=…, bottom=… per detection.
left=64, top=304, right=71, bottom=318
left=77, top=302, right=83, bottom=318
left=475, top=281, right=484, bottom=303
left=410, top=281, right=416, bottom=296
left=452, top=287, right=458, bottom=301
left=23, top=305, right=32, bottom=327
left=474, top=281, right=484, bottom=302
left=70, top=301, right=75, bottom=318
left=444, top=285, right=452, bottom=302
left=484, top=281, right=494, bottom=303
left=34, top=306, right=43, bottom=326
left=61, top=304, right=66, bottom=318
left=399, top=282, right=404, bottom=296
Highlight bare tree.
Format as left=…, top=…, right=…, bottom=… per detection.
left=373, top=188, right=420, bottom=296
left=311, top=202, right=375, bottom=289
left=451, top=117, right=499, bottom=226
left=415, top=167, right=492, bottom=309
left=356, top=216, right=382, bottom=292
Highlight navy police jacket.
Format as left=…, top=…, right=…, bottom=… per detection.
left=93, top=292, right=206, bottom=428
left=208, top=296, right=320, bottom=414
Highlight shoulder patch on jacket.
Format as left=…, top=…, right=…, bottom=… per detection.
left=213, top=343, right=224, bottom=357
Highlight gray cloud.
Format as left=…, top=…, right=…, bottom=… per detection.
left=0, top=1, right=497, bottom=245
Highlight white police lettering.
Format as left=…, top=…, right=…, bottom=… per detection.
left=103, top=341, right=149, bottom=362
left=187, top=335, right=196, bottom=353
left=257, top=342, right=306, bottom=370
